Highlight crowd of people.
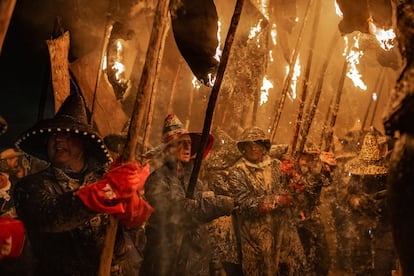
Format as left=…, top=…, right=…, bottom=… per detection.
left=0, top=93, right=401, bottom=275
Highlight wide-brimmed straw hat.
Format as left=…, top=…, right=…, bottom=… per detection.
left=15, top=93, right=111, bottom=166
left=237, top=127, right=271, bottom=153
left=144, top=114, right=213, bottom=159
left=347, top=131, right=387, bottom=175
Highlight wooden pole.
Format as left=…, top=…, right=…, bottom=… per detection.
left=0, top=0, right=16, bottom=54
left=90, top=14, right=114, bottom=125
left=295, top=34, right=338, bottom=156
left=323, top=59, right=348, bottom=152
left=143, top=22, right=170, bottom=153
left=186, top=0, right=244, bottom=199
left=369, top=68, right=387, bottom=127
left=290, top=0, right=321, bottom=155
left=167, top=61, right=184, bottom=113
left=361, top=68, right=384, bottom=131
left=269, top=0, right=314, bottom=143
left=98, top=0, right=171, bottom=274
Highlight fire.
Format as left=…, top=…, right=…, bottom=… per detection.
left=334, top=0, right=343, bottom=17
left=368, top=20, right=396, bottom=51
left=214, top=20, right=222, bottom=62
left=192, top=76, right=202, bottom=89
left=248, top=20, right=263, bottom=43
left=285, top=55, right=301, bottom=100
left=260, top=76, right=273, bottom=105
left=343, top=34, right=367, bottom=91
left=271, top=23, right=277, bottom=45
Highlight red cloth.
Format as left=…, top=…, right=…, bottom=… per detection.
left=0, top=217, right=25, bottom=260
left=76, top=161, right=153, bottom=227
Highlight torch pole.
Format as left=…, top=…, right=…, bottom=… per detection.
left=98, top=0, right=171, bottom=274
left=186, top=0, right=244, bottom=199
left=290, top=0, right=321, bottom=155
left=269, top=0, right=314, bottom=143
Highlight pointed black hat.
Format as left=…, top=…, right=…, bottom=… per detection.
left=15, top=93, right=111, bottom=165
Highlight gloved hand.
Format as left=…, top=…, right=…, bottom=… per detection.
left=258, top=193, right=293, bottom=214
left=0, top=217, right=25, bottom=260
left=76, top=161, right=150, bottom=215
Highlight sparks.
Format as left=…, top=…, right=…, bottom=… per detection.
left=334, top=0, right=343, bottom=17
left=271, top=23, right=277, bottom=45
left=192, top=76, right=201, bottom=89
left=372, top=92, right=378, bottom=101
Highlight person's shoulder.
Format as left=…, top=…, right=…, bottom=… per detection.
left=16, top=166, right=52, bottom=187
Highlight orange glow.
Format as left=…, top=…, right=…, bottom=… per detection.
left=369, top=20, right=396, bottom=51
left=343, top=35, right=367, bottom=91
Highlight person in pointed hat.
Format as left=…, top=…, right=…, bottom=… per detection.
left=140, top=114, right=235, bottom=276
left=343, top=130, right=397, bottom=275
left=13, top=93, right=153, bottom=275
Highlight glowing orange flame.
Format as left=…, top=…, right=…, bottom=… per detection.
left=271, top=23, right=277, bottom=46
left=368, top=20, right=396, bottom=51
left=260, top=76, right=273, bottom=105
left=343, top=35, right=367, bottom=90
left=334, top=0, right=343, bottom=17
left=214, top=20, right=222, bottom=62
left=192, top=76, right=202, bottom=89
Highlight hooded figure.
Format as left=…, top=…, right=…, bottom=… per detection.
left=227, top=126, right=308, bottom=275
left=345, top=130, right=397, bottom=275
left=13, top=93, right=152, bottom=275
left=140, top=114, right=234, bottom=276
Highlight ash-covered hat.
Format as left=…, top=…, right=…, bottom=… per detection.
left=145, top=114, right=213, bottom=159
left=15, top=93, right=111, bottom=166
left=237, top=127, right=271, bottom=153
left=302, top=143, right=320, bottom=155
left=347, top=131, right=387, bottom=175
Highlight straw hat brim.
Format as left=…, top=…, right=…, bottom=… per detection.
left=347, top=158, right=388, bottom=175
left=15, top=117, right=111, bottom=165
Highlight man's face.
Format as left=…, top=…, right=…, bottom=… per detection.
left=243, top=141, right=265, bottom=163
left=171, top=135, right=192, bottom=163
left=47, top=132, right=85, bottom=171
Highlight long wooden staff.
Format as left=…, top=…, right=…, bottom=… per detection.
left=368, top=68, right=387, bottom=127
left=290, top=0, right=321, bottom=155
left=186, top=0, right=244, bottom=199
left=295, top=34, right=338, bottom=156
left=323, top=59, right=348, bottom=152
left=269, top=0, right=314, bottom=143
left=98, top=0, right=171, bottom=274
left=361, top=68, right=384, bottom=130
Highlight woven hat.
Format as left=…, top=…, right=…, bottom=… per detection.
left=237, top=127, right=271, bottom=153
left=0, top=148, right=23, bottom=160
left=347, top=131, right=387, bottom=175
left=15, top=93, right=111, bottom=166
left=146, top=114, right=213, bottom=159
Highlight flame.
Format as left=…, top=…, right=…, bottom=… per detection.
left=259, top=0, right=269, bottom=20
left=110, top=40, right=127, bottom=83
left=334, top=0, right=343, bottom=17
left=260, top=76, right=273, bottom=105
left=343, top=35, right=367, bottom=90
left=271, top=23, right=277, bottom=45
left=285, top=55, right=301, bottom=100
left=214, top=20, right=222, bottom=62
left=248, top=20, right=263, bottom=41
left=192, top=76, right=202, bottom=89
left=372, top=92, right=377, bottom=101
left=368, top=20, right=396, bottom=51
